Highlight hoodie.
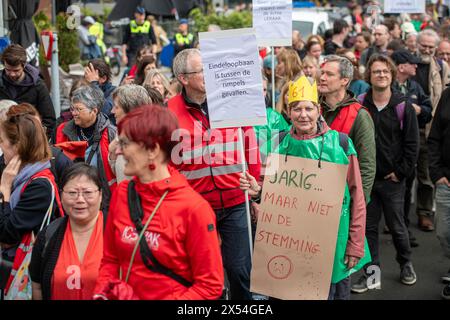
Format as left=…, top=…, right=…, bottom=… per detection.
left=0, top=64, right=56, bottom=136
left=361, top=89, right=419, bottom=180
left=94, top=167, right=224, bottom=300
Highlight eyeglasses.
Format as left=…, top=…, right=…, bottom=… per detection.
left=63, top=189, right=100, bottom=200
left=183, top=69, right=203, bottom=75
left=70, top=106, right=90, bottom=114
left=371, top=69, right=390, bottom=76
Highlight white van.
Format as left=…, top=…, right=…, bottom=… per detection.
left=292, top=9, right=331, bottom=41
left=292, top=7, right=351, bottom=41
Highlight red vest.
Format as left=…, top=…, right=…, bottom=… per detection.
left=329, top=102, right=364, bottom=135
left=168, top=95, right=261, bottom=209
left=56, top=122, right=116, bottom=193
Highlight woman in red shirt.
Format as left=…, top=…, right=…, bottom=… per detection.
left=93, top=105, right=224, bottom=300
left=30, top=163, right=104, bottom=300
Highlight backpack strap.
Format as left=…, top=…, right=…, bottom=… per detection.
left=395, top=102, right=406, bottom=130
left=357, top=93, right=367, bottom=105
left=338, top=132, right=349, bottom=154
left=127, top=181, right=192, bottom=288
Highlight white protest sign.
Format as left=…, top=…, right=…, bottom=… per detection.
left=253, top=0, right=292, bottom=47
left=384, top=0, right=425, bottom=13
left=199, top=28, right=267, bottom=129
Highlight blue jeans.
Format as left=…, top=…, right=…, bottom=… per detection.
left=328, top=277, right=350, bottom=300
left=435, top=184, right=450, bottom=259
left=215, top=202, right=252, bottom=300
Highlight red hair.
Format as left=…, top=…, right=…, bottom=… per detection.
left=118, top=104, right=178, bottom=161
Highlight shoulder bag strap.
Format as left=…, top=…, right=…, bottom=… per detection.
left=125, top=183, right=168, bottom=283
left=126, top=181, right=193, bottom=287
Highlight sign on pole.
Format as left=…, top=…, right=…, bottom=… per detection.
left=199, top=28, right=267, bottom=129
left=250, top=154, right=348, bottom=300
left=41, top=31, right=53, bottom=61
left=253, top=0, right=292, bottom=47
left=384, top=0, right=425, bottom=13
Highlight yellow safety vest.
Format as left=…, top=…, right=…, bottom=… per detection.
left=130, top=20, right=151, bottom=34
left=89, top=22, right=106, bottom=54
left=175, top=33, right=194, bottom=46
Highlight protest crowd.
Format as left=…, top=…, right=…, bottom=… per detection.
left=1, top=0, right=450, bottom=301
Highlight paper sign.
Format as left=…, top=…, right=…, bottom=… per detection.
left=199, top=28, right=267, bottom=129
left=250, top=154, right=349, bottom=300
left=384, top=0, right=425, bottom=13
left=253, top=0, right=293, bottom=47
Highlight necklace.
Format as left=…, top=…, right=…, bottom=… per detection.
left=79, top=128, right=93, bottom=141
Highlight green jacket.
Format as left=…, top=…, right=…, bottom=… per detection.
left=254, top=107, right=290, bottom=163
left=320, top=92, right=376, bottom=203
left=274, top=127, right=371, bottom=283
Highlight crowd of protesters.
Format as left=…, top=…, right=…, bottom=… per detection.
left=0, top=0, right=450, bottom=301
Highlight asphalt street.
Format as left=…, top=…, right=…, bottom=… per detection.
left=351, top=216, right=446, bottom=300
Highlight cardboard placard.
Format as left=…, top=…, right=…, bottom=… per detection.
left=251, top=154, right=348, bottom=300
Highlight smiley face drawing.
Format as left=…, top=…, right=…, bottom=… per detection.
left=267, top=255, right=293, bottom=280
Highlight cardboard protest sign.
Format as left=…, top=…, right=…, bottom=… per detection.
left=253, top=0, right=292, bottom=47
left=250, top=154, right=348, bottom=300
left=199, top=28, right=267, bottom=129
left=384, top=0, right=425, bottom=13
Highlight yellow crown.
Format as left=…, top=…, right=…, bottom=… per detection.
left=288, top=76, right=318, bottom=105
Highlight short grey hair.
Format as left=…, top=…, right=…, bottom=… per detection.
left=323, top=55, right=354, bottom=82
left=111, top=84, right=151, bottom=113
left=418, top=29, right=440, bottom=45
left=71, top=85, right=104, bottom=111
left=0, top=99, right=17, bottom=121
left=172, top=48, right=201, bottom=78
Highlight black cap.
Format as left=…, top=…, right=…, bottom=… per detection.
left=391, top=49, right=421, bottom=65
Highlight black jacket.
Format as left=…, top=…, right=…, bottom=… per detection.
left=362, top=89, right=420, bottom=181
left=0, top=64, right=56, bottom=137
left=428, top=86, right=450, bottom=183
left=393, top=79, right=432, bottom=128
left=29, top=217, right=68, bottom=300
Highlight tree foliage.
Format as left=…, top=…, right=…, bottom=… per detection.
left=56, top=13, right=80, bottom=72
left=189, top=8, right=252, bottom=33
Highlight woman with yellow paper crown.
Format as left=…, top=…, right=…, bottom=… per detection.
left=240, top=75, right=371, bottom=300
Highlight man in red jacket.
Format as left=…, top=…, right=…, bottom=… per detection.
left=168, top=48, right=261, bottom=300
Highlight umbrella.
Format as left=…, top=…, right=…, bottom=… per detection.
left=108, top=0, right=201, bottom=21
left=143, top=0, right=201, bottom=18
left=8, top=0, right=41, bottom=66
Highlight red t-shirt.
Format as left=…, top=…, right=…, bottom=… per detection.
left=51, top=213, right=103, bottom=300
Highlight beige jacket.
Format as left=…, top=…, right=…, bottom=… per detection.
left=429, top=57, right=450, bottom=113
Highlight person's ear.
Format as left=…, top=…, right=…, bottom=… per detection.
left=147, top=143, right=162, bottom=163
left=177, top=74, right=188, bottom=86
left=341, top=77, right=350, bottom=87
left=91, top=108, right=99, bottom=117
